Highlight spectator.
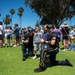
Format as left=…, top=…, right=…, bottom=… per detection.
left=54, top=25, right=61, bottom=43
left=32, top=25, right=42, bottom=59
left=13, top=24, right=20, bottom=47
left=4, top=26, right=13, bottom=47
left=40, top=24, right=49, bottom=49
left=69, top=27, right=74, bottom=44
left=10, top=26, right=13, bottom=46
left=0, top=22, right=4, bottom=48
left=61, top=23, right=69, bottom=51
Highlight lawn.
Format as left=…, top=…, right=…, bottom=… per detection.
left=0, top=46, right=75, bottom=75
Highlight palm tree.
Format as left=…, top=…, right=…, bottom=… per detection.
left=35, top=20, right=40, bottom=26
left=10, top=9, right=15, bottom=27
left=18, top=7, right=24, bottom=27
left=3, top=14, right=11, bottom=26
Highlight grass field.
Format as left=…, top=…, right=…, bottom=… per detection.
left=0, top=46, right=75, bottom=75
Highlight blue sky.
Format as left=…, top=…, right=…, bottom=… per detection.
left=0, top=0, right=40, bottom=28
left=0, top=0, right=75, bottom=28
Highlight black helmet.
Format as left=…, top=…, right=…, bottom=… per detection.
left=28, top=27, right=33, bottom=32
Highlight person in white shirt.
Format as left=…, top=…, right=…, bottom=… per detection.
left=33, top=25, right=42, bottom=59
left=4, top=26, right=13, bottom=47
left=0, top=22, right=4, bottom=48
left=69, top=27, right=74, bottom=43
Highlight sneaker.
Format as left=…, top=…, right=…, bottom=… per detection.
left=65, top=59, right=73, bottom=67
left=63, top=49, right=66, bottom=51
left=34, top=67, right=45, bottom=73
left=13, top=45, right=17, bottom=47
left=17, top=44, right=20, bottom=46
left=22, top=58, right=27, bottom=61
left=32, top=56, right=37, bottom=59
left=10, top=44, right=13, bottom=47
left=3, top=44, right=5, bottom=47
left=38, top=57, right=40, bottom=59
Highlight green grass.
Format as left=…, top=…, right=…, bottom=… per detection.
left=0, top=46, right=75, bottom=75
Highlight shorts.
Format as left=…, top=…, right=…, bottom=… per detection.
left=62, top=35, right=69, bottom=40
left=34, top=43, right=41, bottom=51
left=7, top=35, right=11, bottom=39
left=0, top=35, right=3, bottom=40
left=14, top=34, right=19, bottom=39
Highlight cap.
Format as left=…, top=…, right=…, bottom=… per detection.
left=28, top=27, right=33, bottom=32
left=62, top=22, right=68, bottom=27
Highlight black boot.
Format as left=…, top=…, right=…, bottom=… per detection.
left=22, top=57, right=27, bottom=61
left=65, top=59, right=73, bottom=67
left=34, top=67, right=45, bottom=73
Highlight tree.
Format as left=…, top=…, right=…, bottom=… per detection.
left=18, top=7, right=24, bottom=27
left=3, top=14, right=11, bottom=26
left=35, top=20, right=40, bottom=26
left=25, top=0, right=75, bottom=26
left=70, top=0, right=75, bottom=7
left=10, top=9, right=15, bottom=27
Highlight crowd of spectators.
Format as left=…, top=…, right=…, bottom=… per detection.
left=0, top=21, right=75, bottom=53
